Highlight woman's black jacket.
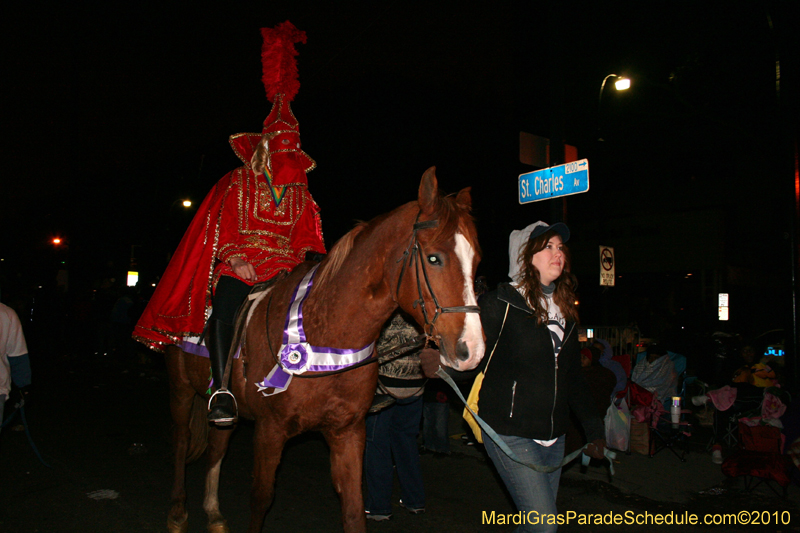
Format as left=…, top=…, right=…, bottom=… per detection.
left=470, top=283, right=604, bottom=443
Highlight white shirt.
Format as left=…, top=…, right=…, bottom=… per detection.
left=1, top=303, right=28, bottom=397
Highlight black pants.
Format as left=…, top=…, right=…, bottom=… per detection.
left=209, top=276, right=253, bottom=327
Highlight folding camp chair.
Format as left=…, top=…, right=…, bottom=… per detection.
left=648, top=403, right=692, bottom=462
left=632, top=350, right=692, bottom=461
left=721, top=421, right=791, bottom=497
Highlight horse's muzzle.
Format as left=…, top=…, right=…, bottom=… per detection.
left=455, top=339, right=469, bottom=361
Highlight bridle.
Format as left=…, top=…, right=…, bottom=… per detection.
left=395, top=211, right=481, bottom=343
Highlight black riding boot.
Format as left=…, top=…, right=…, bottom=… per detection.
left=206, top=318, right=238, bottom=425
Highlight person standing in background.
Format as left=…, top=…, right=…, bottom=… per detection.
left=364, top=311, right=432, bottom=521
left=1, top=302, right=32, bottom=434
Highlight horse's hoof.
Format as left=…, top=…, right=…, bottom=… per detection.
left=167, top=515, right=188, bottom=533
left=207, top=519, right=229, bottom=533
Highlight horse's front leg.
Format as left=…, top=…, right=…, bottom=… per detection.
left=324, top=423, right=368, bottom=533
left=204, top=425, right=235, bottom=533
left=248, top=417, right=288, bottom=533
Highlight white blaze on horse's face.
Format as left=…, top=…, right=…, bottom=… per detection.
left=451, top=232, right=485, bottom=370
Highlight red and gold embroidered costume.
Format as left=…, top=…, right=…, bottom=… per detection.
left=133, top=21, right=324, bottom=352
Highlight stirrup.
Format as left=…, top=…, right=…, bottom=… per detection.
left=207, top=389, right=238, bottom=425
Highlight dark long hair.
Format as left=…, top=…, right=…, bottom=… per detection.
left=516, top=229, right=579, bottom=325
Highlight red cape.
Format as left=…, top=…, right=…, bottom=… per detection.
left=133, top=133, right=325, bottom=352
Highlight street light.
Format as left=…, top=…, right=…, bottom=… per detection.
left=614, top=77, right=631, bottom=91
left=597, top=73, right=631, bottom=141
left=599, top=73, right=631, bottom=104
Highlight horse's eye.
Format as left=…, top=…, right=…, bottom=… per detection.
left=427, top=255, right=442, bottom=266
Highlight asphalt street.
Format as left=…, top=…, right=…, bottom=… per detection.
left=2, top=347, right=799, bottom=533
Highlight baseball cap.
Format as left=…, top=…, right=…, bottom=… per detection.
left=528, top=221, right=570, bottom=243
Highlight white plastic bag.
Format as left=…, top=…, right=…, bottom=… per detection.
left=604, top=398, right=631, bottom=452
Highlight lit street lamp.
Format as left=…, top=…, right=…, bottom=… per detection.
left=599, top=73, right=631, bottom=102
left=597, top=73, right=631, bottom=141
left=132, top=197, right=196, bottom=288
left=612, top=76, right=631, bottom=91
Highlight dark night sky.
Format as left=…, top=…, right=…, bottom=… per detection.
left=2, top=1, right=799, bottom=337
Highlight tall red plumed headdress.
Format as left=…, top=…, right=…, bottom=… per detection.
left=261, top=21, right=304, bottom=130
left=254, top=20, right=315, bottom=175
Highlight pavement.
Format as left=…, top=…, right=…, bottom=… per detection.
left=412, top=394, right=800, bottom=532
left=2, top=348, right=799, bottom=532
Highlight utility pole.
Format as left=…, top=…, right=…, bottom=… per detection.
left=767, top=9, right=799, bottom=388
left=548, top=1, right=566, bottom=224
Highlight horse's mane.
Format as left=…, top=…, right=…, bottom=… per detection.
left=314, top=222, right=366, bottom=288
left=314, top=191, right=479, bottom=288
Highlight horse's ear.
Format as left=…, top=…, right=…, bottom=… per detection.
left=418, top=167, right=439, bottom=216
left=455, top=187, right=472, bottom=210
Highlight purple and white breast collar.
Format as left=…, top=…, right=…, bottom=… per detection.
left=256, top=264, right=376, bottom=396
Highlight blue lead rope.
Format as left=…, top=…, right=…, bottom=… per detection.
left=0, top=400, right=51, bottom=468
left=435, top=367, right=616, bottom=474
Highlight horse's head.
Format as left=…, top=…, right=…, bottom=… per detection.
left=395, top=167, right=485, bottom=371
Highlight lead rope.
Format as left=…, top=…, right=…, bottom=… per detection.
left=435, top=368, right=616, bottom=473
left=0, top=399, right=50, bottom=467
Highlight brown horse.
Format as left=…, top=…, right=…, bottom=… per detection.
left=164, top=167, right=485, bottom=533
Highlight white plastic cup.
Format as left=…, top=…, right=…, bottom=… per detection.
left=670, top=396, right=681, bottom=424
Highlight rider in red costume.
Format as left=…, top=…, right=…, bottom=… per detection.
left=133, top=22, right=325, bottom=425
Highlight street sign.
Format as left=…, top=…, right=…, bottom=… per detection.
left=718, top=293, right=729, bottom=321
left=518, top=159, right=589, bottom=204
left=600, top=246, right=615, bottom=286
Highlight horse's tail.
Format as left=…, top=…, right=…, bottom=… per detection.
left=186, top=394, right=209, bottom=463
